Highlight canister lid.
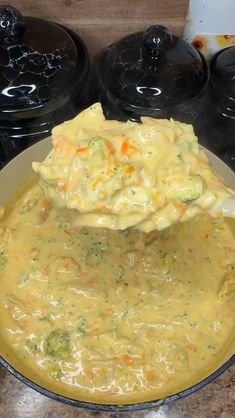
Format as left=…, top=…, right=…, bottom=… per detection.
left=98, top=25, right=208, bottom=111
left=210, top=46, right=235, bottom=101
left=0, top=5, right=88, bottom=111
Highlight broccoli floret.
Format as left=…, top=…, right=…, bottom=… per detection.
left=45, top=329, right=71, bottom=359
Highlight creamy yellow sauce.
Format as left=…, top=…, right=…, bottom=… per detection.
left=0, top=181, right=234, bottom=404
left=33, top=103, right=234, bottom=232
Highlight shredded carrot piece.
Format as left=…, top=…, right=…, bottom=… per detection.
left=186, top=343, right=197, bottom=352
left=54, top=136, right=76, bottom=158
left=125, top=165, right=135, bottom=174
left=121, top=139, right=137, bottom=156
left=146, top=371, right=157, bottom=384
left=43, top=266, right=50, bottom=276
left=76, top=146, right=90, bottom=154
left=96, top=205, right=111, bottom=213
left=58, top=181, right=68, bottom=192
left=147, top=328, right=154, bottom=339
left=102, top=308, right=113, bottom=317
left=41, top=200, right=52, bottom=209
left=106, top=142, right=115, bottom=156
left=62, top=258, right=71, bottom=269
left=86, top=369, right=94, bottom=380
left=29, top=247, right=37, bottom=257
left=175, top=202, right=187, bottom=212
left=122, top=354, right=134, bottom=365
left=102, top=390, right=119, bottom=396
left=121, top=139, right=130, bottom=154
left=92, top=177, right=102, bottom=188
left=54, top=136, right=67, bottom=152
left=89, top=328, right=107, bottom=337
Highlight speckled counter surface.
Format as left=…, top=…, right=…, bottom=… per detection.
left=0, top=365, right=234, bottom=418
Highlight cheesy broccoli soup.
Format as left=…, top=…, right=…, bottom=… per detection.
left=33, top=103, right=234, bottom=232
left=0, top=181, right=234, bottom=404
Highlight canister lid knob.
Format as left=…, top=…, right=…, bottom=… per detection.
left=142, top=25, right=172, bottom=61
left=0, top=5, right=25, bottom=44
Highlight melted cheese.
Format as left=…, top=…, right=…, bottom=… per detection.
left=0, top=182, right=234, bottom=404
left=33, top=103, right=234, bottom=232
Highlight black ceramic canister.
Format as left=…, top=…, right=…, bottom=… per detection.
left=199, top=46, right=235, bottom=170
left=96, top=25, right=209, bottom=128
left=0, top=5, right=90, bottom=167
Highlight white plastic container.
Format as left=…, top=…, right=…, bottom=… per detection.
left=184, top=0, right=235, bottom=58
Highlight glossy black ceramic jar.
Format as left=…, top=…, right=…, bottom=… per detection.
left=96, top=25, right=209, bottom=127
left=199, top=46, right=235, bottom=171
left=0, top=5, right=90, bottom=167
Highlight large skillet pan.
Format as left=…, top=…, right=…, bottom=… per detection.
left=0, top=138, right=234, bottom=412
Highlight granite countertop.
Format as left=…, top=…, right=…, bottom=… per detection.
left=0, top=364, right=234, bottom=418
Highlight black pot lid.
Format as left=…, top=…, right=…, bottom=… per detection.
left=210, top=46, right=235, bottom=101
left=0, top=5, right=89, bottom=111
left=98, top=25, right=209, bottom=110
